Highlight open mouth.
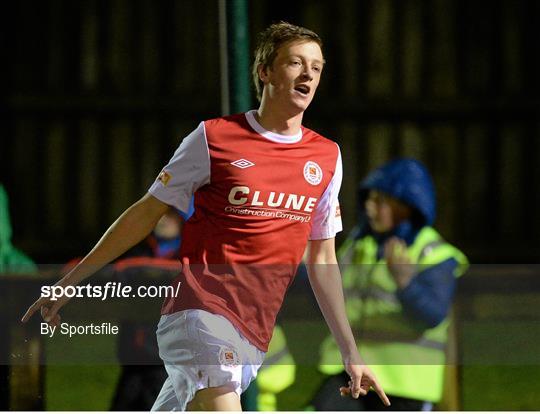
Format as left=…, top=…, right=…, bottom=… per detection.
left=294, top=84, right=310, bottom=96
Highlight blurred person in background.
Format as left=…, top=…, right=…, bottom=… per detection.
left=315, top=158, right=468, bottom=411
left=0, top=183, right=36, bottom=412
left=0, top=184, right=36, bottom=274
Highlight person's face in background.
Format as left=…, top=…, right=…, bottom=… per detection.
left=364, top=190, right=411, bottom=233
left=153, top=210, right=181, bottom=239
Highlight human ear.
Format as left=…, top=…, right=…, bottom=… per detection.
left=258, top=64, right=270, bottom=84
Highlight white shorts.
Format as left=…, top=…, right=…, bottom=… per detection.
left=151, top=309, right=265, bottom=411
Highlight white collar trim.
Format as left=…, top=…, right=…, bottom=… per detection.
left=245, top=110, right=303, bottom=144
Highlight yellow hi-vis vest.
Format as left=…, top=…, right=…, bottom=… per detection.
left=319, top=226, right=468, bottom=403
left=257, top=325, right=296, bottom=411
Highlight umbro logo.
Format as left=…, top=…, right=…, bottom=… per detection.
left=231, top=159, right=255, bottom=169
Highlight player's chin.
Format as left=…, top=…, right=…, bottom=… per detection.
left=290, top=95, right=313, bottom=111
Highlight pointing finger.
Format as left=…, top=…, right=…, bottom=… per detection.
left=371, top=379, right=391, bottom=407
left=21, top=300, right=44, bottom=323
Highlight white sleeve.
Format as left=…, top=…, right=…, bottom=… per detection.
left=148, top=122, right=210, bottom=212
left=309, top=145, right=343, bottom=240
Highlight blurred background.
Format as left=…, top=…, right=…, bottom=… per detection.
left=2, top=0, right=539, bottom=263
left=1, top=0, right=540, bottom=411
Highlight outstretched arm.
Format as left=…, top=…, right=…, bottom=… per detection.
left=21, top=193, right=169, bottom=325
left=306, top=238, right=390, bottom=406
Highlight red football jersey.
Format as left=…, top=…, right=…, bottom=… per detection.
left=149, top=111, right=342, bottom=350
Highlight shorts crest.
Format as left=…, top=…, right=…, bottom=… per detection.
left=218, top=346, right=240, bottom=366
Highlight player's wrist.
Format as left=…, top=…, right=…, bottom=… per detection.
left=58, top=271, right=84, bottom=287
left=341, top=347, right=364, bottom=366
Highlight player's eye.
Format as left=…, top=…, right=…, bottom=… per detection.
left=312, top=66, right=322, bottom=73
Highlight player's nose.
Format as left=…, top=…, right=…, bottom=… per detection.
left=300, top=68, right=314, bottom=81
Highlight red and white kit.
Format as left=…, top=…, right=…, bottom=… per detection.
left=149, top=110, right=342, bottom=352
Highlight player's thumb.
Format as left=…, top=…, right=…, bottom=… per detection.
left=44, top=300, right=64, bottom=322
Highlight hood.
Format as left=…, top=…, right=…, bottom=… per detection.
left=359, top=158, right=436, bottom=227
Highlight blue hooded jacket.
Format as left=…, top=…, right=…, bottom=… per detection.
left=359, top=158, right=436, bottom=228
left=355, top=158, right=457, bottom=328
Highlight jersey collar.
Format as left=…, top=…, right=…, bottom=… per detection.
left=245, top=110, right=303, bottom=144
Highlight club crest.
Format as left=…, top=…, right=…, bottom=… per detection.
left=303, top=161, right=323, bottom=185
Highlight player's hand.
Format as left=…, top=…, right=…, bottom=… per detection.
left=341, top=362, right=391, bottom=406
left=21, top=292, right=71, bottom=327
left=384, top=237, right=415, bottom=289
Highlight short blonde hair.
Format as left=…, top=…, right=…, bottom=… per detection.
left=252, top=21, right=323, bottom=101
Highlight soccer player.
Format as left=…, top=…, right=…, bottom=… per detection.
left=22, top=22, right=390, bottom=411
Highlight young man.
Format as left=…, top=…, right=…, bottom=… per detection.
left=22, top=22, right=390, bottom=411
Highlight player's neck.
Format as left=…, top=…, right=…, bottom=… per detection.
left=255, top=104, right=304, bottom=136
